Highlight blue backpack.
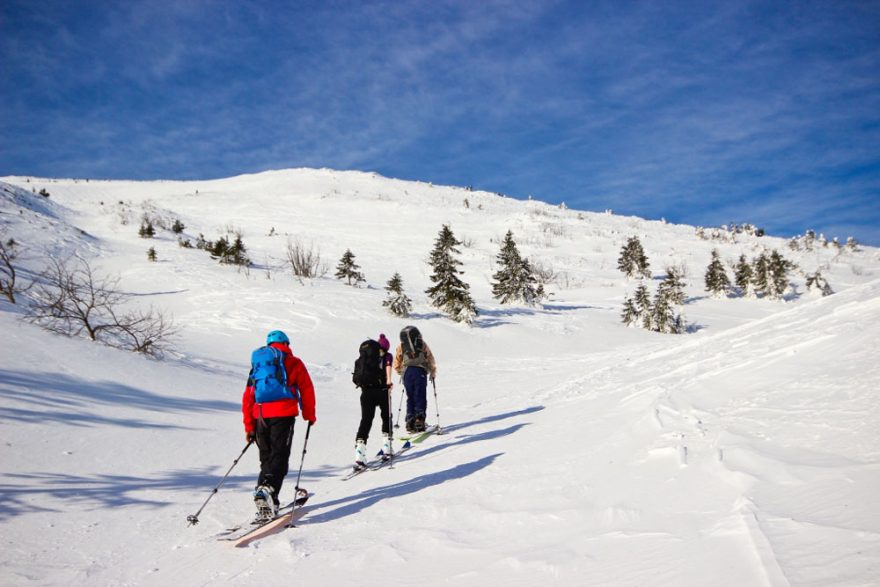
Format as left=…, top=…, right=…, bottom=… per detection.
left=250, top=346, right=294, bottom=403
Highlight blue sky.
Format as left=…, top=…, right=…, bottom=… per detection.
left=2, top=1, right=879, bottom=244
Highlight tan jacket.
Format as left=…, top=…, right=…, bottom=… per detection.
left=393, top=342, right=437, bottom=379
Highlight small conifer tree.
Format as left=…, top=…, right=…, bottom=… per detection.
left=733, top=254, right=754, bottom=297
left=805, top=271, right=833, bottom=296
left=704, top=249, right=731, bottom=298
left=651, top=273, right=686, bottom=334
left=750, top=253, right=771, bottom=297
left=335, top=249, right=365, bottom=286
left=383, top=272, right=412, bottom=317
left=617, top=236, right=651, bottom=279
left=621, top=295, right=639, bottom=327
left=658, top=266, right=686, bottom=305
left=138, top=219, right=155, bottom=238
left=171, top=219, right=185, bottom=234
left=224, top=235, right=250, bottom=266
left=634, top=282, right=653, bottom=330
left=210, top=236, right=229, bottom=260
left=426, top=224, right=477, bottom=324
left=766, top=250, right=794, bottom=300
left=491, top=230, right=542, bottom=306
left=147, top=247, right=158, bottom=262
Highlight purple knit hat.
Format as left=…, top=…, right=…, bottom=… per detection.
left=378, top=333, right=390, bottom=351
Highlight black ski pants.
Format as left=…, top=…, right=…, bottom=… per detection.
left=356, top=386, right=391, bottom=442
left=255, top=415, right=295, bottom=503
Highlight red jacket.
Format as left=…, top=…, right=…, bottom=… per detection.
left=242, top=342, right=316, bottom=434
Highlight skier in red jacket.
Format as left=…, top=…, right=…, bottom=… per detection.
left=242, top=330, right=316, bottom=519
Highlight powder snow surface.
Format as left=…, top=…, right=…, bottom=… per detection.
left=1, top=170, right=878, bottom=586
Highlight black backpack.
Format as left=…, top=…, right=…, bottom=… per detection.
left=352, top=339, right=385, bottom=389
left=400, top=325, right=424, bottom=358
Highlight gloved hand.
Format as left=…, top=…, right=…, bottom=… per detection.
left=246, top=432, right=255, bottom=443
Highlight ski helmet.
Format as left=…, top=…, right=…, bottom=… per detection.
left=266, top=330, right=289, bottom=345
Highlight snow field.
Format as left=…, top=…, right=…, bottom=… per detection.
left=1, top=170, right=879, bottom=586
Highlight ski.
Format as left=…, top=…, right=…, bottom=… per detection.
left=342, top=424, right=440, bottom=480
left=396, top=424, right=440, bottom=445
left=231, top=505, right=309, bottom=548
left=216, top=489, right=310, bottom=541
left=342, top=450, right=390, bottom=481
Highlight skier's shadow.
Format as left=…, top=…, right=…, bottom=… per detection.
left=439, top=405, right=544, bottom=435
left=305, top=453, right=501, bottom=524
left=392, top=423, right=529, bottom=464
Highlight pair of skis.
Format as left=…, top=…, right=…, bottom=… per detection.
left=342, top=424, right=440, bottom=481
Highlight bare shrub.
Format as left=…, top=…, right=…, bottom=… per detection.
left=530, top=258, right=557, bottom=285
left=286, top=238, right=327, bottom=279
left=25, top=256, right=176, bottom=357
left=1, top=238, right=20, bottom=303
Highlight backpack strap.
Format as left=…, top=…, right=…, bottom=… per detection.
left=271, top=346, right=287, bottom=388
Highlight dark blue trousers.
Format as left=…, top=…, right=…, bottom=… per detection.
left=403, top=367, right=428, bottom=421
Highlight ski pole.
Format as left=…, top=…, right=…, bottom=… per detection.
left=186, top=441, right=252, bottom=526
left=292, top=421, right=313, bottom=507
left=431, top=377, right=442, bottom=434
left=386, top=388, right=395, bottom=469
left=393, top=386, right=405, bottom=428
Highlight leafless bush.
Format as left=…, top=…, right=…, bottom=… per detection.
left=24, top=256, right=176, bottom=357
left=286, top=238, right=327, bottom=279
left=530, top=258, right=557, bottom=285
left=1, top=238, right=21, bottom=303
left=540, top=222, right=568, bottom=238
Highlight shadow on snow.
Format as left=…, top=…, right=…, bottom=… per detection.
left=0, top=468, right=255, bottom=521
left=0, top=369, right=238, bottom=427
left=305, top=454, right=502, bottom=525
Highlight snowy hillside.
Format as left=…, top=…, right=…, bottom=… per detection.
left=1, top=170, right=878, bottom=586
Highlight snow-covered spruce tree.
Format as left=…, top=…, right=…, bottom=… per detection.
left=750, top=252, right=771, bottom=297
left=733, top=254, right=754, bottom=297
left=335, top=249, right=365, bottom=286
left=138, top=219, right=155, bottom=238
left=210, top=235, right=250, bottom=266
left=224, top=235, right=250, bottom=266
left=805, top=270, right=833, bottom=296
left=633, top=282, right=653, bottom=330
left=147, top=247, right=157, bottom=262
left=658, top=266, right=686, bottom=305
left=209, top=236, right=229, bottom=260
left=620, top=295, right=639, bottom=327
left=652, top=277, right=685, bottom=334
left=383, top=272, right=412, bottom=317
left=766, top=250, right=794, bottom=300
left=704, top=249, right=731, bottom=298
left=617, top=236, right=651, bottom=279
left=425, top=224, right=477, bottom=324
left=491, top=230, right=542, bottom=306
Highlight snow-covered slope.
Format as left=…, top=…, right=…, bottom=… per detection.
left=1, top=169, right=878, bottom=586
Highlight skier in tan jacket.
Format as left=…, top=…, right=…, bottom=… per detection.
left=392, top=326, right=436, bottom=433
